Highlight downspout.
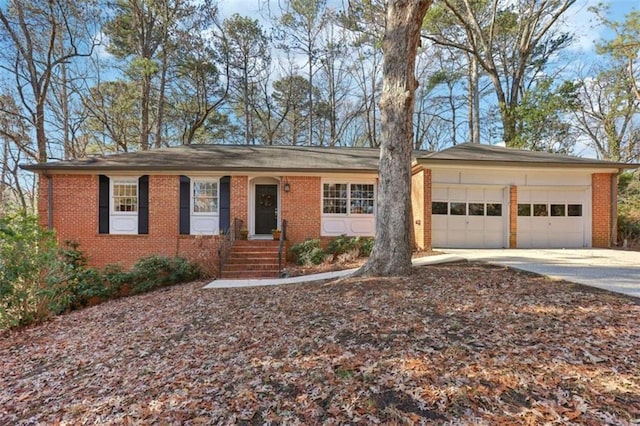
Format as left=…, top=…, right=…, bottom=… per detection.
left=47, top=174, right=53, bottom=230
left=610, top=169, right=623, bottom=247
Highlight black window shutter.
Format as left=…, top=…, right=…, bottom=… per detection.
left=179, top=176, right=190, bottom=235
left=138, top=175, right=149, bottom=234
left=219, top=176, right=230, bottom=233
left=98, top=175, right=110, bottom=234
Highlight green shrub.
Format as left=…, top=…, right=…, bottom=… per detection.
left=326, top=235, right=359, bottom=256
left=327, top=235, right=374, bottom=258
left=358, top=237, right=374, bottom=257
left=128, top=255, right=202, bottom=295
left=289, top=239, right=326, bottom=266
left=0, top=212, right=63, bottom=329
left=56, top=241, right=110, bottom=309
left=618, top=209, right=640, bottom=246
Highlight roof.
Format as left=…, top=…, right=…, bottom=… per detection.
left=416, top=143, right=636, bottom=169
left=21, top=145, right=381, bottom=174
left=21, top=142, right=636, bottom=174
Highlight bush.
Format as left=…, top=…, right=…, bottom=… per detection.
left=127, top=255, right=202, bottom=295
left=327, top=235, right=374, bottom=258
left=0, top=212, right=63, bottom=329
left=0, top=223, right=203, bottom=331
left=289, top=239, right=326, bottom=266
left=358, top=237, right=374, bottom=257
left=618, top=209, right=640, bottom=247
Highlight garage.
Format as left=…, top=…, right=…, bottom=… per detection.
left=517, top=188, right=589, bottom=248
left=431, top=185, right=508, bottom=248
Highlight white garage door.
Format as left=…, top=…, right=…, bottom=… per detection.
left=517, top=188, right=588, bottom=248
left=432, top=186, right=508, bottom=248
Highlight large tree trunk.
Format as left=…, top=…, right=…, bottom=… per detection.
left=355, top=0, right=432, bottom=277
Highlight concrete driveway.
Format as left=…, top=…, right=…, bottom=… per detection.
left=442, top=249, right=640, bottom=299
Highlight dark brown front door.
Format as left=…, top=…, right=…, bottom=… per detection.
left=255, top=184, right=278, bottom=234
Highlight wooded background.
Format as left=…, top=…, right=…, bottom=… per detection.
left=1, top=0, right=638, bottom=211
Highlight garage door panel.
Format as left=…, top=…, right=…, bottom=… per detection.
left=431, top=186, right=507, bottom=248
left=517, top=188, right=587, bottom=248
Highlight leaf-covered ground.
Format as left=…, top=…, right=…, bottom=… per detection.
left=2, top=262, right=639, bottom=425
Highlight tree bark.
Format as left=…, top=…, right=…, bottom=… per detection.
left=355, top=0, right=432, bottom=277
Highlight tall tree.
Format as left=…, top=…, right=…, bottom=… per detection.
left=104, top=0, right=195, bottom=150
left=356, top=0, right=433, bottom=277
left=222, top=14, right=270, bottom=145
left=339, top=0, right=386, bottom=147
left=573, top=64, right=639, bottom=162
left=274, top=0, right=328, bottom=146
left=592, top=5, right=640, bottom=103
left=272, top=74, right=319, bottom=145
left=424, top=0, right=575, bottom=146
left=0, top=0, right=100, bottom=163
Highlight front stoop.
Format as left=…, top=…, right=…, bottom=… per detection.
left=220, top=240, right=284, bottom=279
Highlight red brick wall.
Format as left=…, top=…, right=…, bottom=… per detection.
left=509, top=186, right=517, bottom=248
left=281, top=176, right=321, bottom=244
left=230, top=176, right=248, bottom=227
left=411, top=167, right=432, bottom=250
left=46, top=174, right=220, bottom=275
left=423, top=169, right=432, bottom=251
left=592, top=173, right=614, bottom=248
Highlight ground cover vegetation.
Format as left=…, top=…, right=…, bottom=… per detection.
left=1, top=262, right=638, bottom=423
left=0, top=212, right=202, bottom=331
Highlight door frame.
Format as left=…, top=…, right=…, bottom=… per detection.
left=248, top=176, right=280, bottom=237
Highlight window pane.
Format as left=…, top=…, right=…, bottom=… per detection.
left=432, top=202, right=447, bottom=215
left=550, top=204, right=565, bottom=217
left=486, top=203, right=502, bottom=216
left=518, top=204, right=531, bottom=216
left=113, top=181, right=138, bottom=213
left=568, top=204, right=582, bottom=217
left=193, top=181, right=218, bottom=213
left=450, top=202, right=466, bottom=215
left=534, top=204, right=548, bottom=216
left=350, top=184, right=375, bottom=214
left=468, top=203, right=484, bottom=216
left=323, top=183, right=347, bottom=214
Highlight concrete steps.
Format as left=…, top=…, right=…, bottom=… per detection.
left=220, top=240, right=284, bottom=279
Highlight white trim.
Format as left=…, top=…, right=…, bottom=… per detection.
left=109, top=176, right=139, bottom=235
left=320, top=178, right=376, bottom=237
left=189, top=177, right=220, bottom=235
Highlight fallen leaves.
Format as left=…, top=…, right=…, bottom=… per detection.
left=1, top=261, right=639, bottom=424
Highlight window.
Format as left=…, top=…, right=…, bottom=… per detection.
left=350, top=184, right=375, bottom=214
left=550, top=204, right=565, bottom=217
left=112, top=179, right=138, bottom=213
left=323, top=183, right=347, bottom=214
left=486, top=203, right=502, bottom=216
left=450, top=202, right=466, bottom=215
left=99, top=175, right=148, bottom=235
left=468, top=203, right=485, bottom=216
left=323, top=182, right=375, bottom=215
left=192, top=180, right=218, bottom=213
left=568, top=204, right=582, bottom=217
left=518, top=204, right=531, bottom=216
left=432, top=202, right=447, bottom=215
left=533, top=204, right=548, bottom=216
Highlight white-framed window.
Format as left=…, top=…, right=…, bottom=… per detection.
left=189, top=177, right=220, bottom=235
left=109, top=177, right=140, bottom=235
left=112, top=179, right=138, bottom=213
left=192, top=179, right=219, bottom=214
left=322, top=182, right=376, bottom=216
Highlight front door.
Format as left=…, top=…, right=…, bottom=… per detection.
left=255, top=184, right=278, bottom=234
